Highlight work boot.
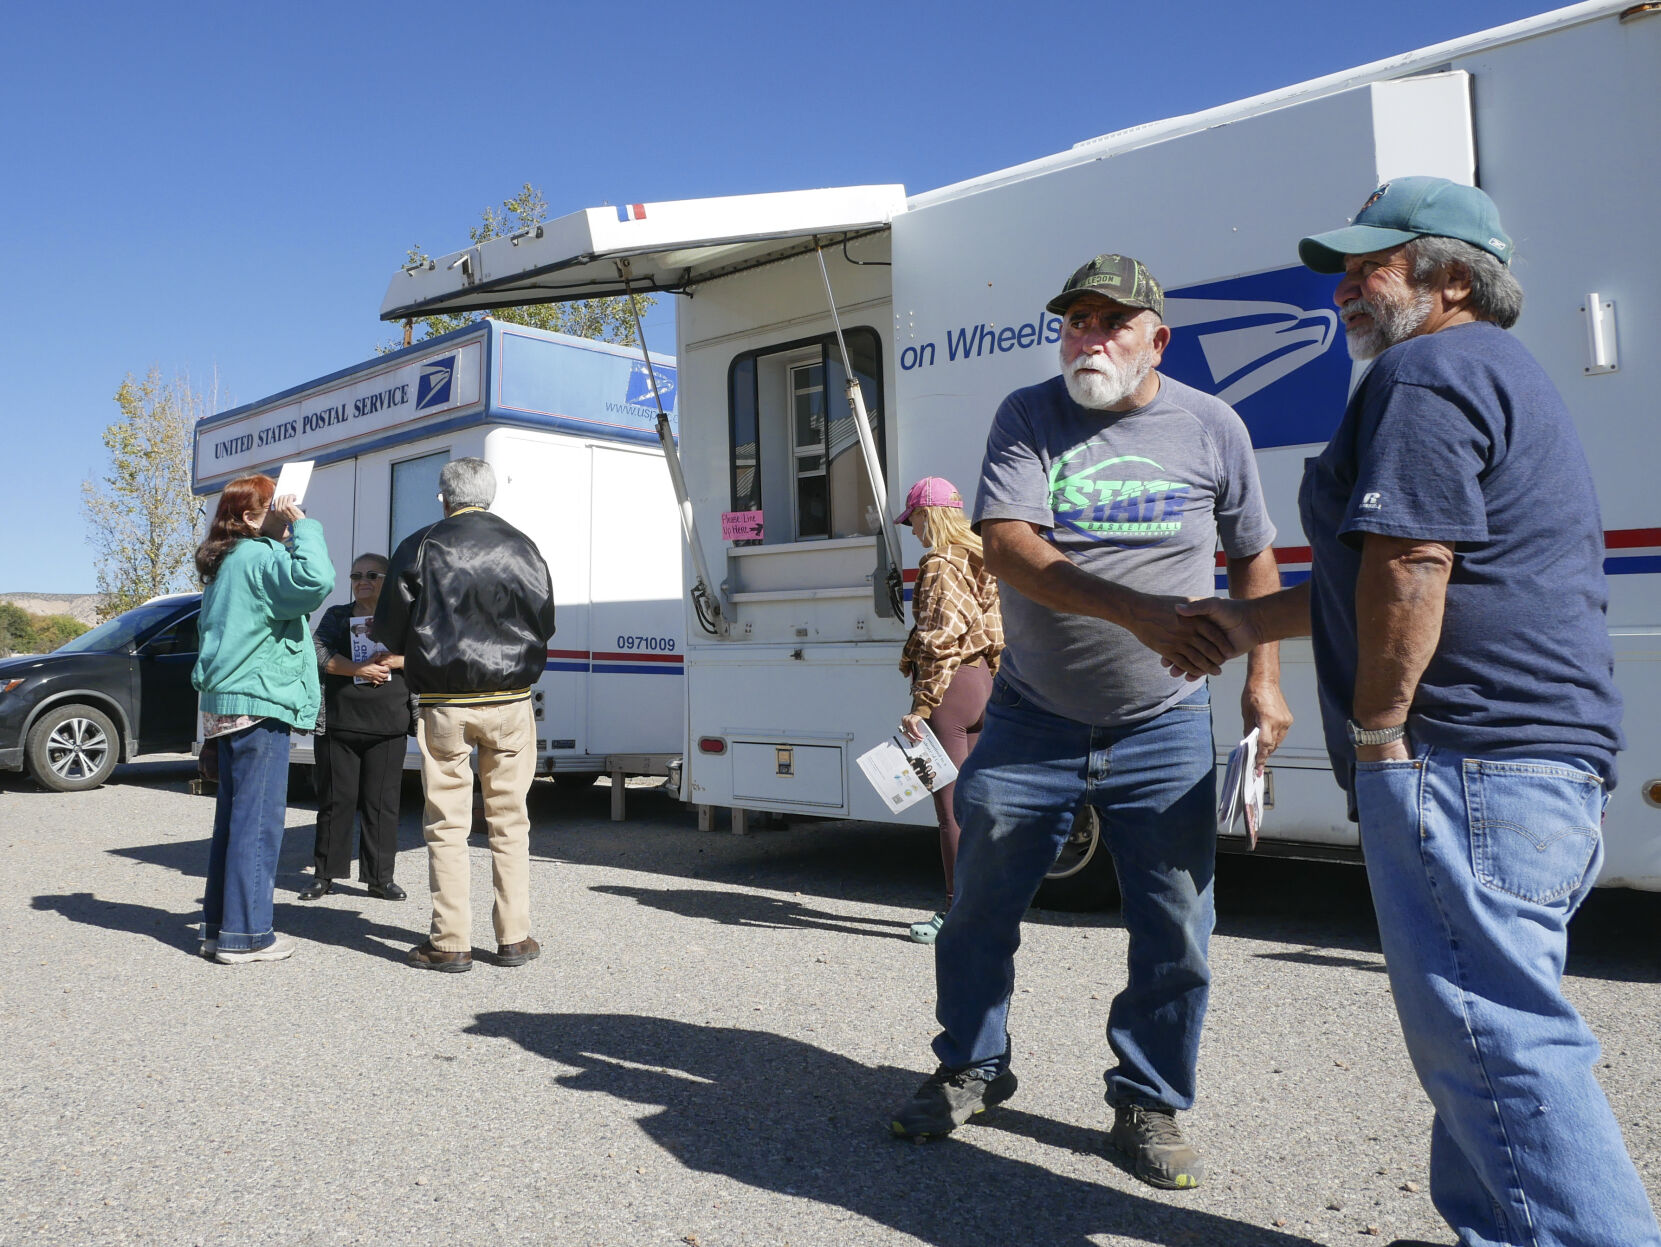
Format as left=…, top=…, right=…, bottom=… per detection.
left=889, top=1066, right=1017, bottom=1139
left=1109, top=1103, right=1205, bottom=1189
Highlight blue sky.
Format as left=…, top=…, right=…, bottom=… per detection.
left=0, top=0, right=1551, bottom=593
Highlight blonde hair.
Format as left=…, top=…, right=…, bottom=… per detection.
left=918, top=506, right=982, bottom=558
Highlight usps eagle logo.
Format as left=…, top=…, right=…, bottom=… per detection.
left=1359, top=183, right=1389, bottom=213
left=415, top=355, right=456, bottom=411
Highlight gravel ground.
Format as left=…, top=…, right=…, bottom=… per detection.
left=2, top=757, right=1658, bottom=1247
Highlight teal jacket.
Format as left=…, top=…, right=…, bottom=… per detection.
left=192, top=517, right=335, bottom=729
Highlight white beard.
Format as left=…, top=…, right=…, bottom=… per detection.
left=1061, top=343, right=1156, bottom=409
left=1342, top=285, right=1434, bottom=360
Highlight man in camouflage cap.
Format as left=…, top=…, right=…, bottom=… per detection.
left=888, top=253, right=1290, bottom=1193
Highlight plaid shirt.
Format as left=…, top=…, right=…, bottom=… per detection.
left=899, top=544, right=1004, bottom=717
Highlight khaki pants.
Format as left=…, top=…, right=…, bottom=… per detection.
left=416, top=700, right=536, bottom=951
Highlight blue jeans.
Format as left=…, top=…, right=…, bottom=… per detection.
left=1356, top=748, right=1661, bottom=1247
left=201, top=720, right=292, bottom=953
left=933, top=679, right=1217, bottom=1111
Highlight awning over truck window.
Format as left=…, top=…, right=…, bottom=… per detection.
left=380, top=185, right=908, bottom=321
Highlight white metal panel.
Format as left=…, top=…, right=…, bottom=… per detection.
left=586, top=443, right=686, bottom=756
left=731, top=741, right=844, bottom=808
left=1370, top=73, right=1475, bottom=184
left=299, top=460, right=358, bottom=617
left=381, top=185, right=908, bottom=319
left=488, top=431, right=592, bottom=758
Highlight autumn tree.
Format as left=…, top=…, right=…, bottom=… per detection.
left=81, top=369, right=210, bottom=620
left=389, top=183, right=655, bottom=350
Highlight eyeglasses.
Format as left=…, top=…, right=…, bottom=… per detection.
left=349, top=572, right=384, bottom=582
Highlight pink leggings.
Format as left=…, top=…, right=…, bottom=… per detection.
left=927, top=659, right=993, bottom=906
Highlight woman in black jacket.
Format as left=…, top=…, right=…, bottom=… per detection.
left=300, top=553, right=416, bottom=901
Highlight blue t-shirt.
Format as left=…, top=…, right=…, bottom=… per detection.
left=1299, top=321, right=1623, bottom=798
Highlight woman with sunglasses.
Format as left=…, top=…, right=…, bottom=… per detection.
left=300, top=553, right=416, bottom=901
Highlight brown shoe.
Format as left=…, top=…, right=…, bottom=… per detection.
left=496, top=937, right=541, bottom=967
left=408, top=940, right=472, bottom=973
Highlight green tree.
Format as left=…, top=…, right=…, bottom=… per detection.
left=387, top=183, right=655, bottom=350
left=81, top=368, right=206, bottom=621
left=0, top=604, right=87, bottom=657
left=0, top=602, right=32, bottom=657
left=31, top=613, right=88, bottom=651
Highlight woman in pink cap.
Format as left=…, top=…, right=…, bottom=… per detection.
left=896, top=476, right=1004, bottom=943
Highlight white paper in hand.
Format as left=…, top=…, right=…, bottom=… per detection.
left=856, top=720, right=959, bottom=814
left=273, top=459, right=315, bottom=508
left=1217, top=727, right=1264, bottom=848
left=348, top=615, right=390, bottom=685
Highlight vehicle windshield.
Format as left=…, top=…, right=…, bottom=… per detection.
left=53, top=600, right=191, bottom=655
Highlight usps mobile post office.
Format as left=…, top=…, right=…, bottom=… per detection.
left=191, top=320, right=686, bottom=800
left=380, top=0, right=1661, bottom=901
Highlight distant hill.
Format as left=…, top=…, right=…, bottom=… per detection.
left=0, top=593, right=106, bottom=625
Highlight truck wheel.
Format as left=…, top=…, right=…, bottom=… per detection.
left=26, top=704, right=120, bottom=792
left=1034, top=804, right=1120, bottom=912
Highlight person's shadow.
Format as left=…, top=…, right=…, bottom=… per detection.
left=31, top=890, right=421, bottom=964
left=588, top=884, right=914, bottom=940
left=464, top=1011, right=1325, bottom=1247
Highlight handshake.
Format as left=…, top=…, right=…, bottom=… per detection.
left=1129, top=594, right=1265, bottom=681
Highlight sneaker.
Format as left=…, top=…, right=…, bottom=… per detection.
left=908, top=912, right=945, bottom=944
left=890, top=1066, right=1017, bottom=1139
left=198, top=939, right=217, bottom=959
left=1109, top=1103, right=1205, bottom=1190
left=214, top=935, right=296, bottom=966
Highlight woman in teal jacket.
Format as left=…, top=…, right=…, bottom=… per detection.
left=192, top=474, right=334, bottom=964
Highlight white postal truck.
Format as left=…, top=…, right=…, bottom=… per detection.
left=191, top=320, right=686, bottom=794
left=380, top=1, right=1661, bottom=901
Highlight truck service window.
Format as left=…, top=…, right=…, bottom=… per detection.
left=727, top=328, right=884, bottom=544
left=390, top=450, right=447, bottom=552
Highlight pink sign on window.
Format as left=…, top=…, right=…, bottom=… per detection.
left=721, top=510, right=764, bottom=541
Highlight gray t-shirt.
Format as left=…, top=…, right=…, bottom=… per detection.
left=974, top=373, right=1275, bottom=726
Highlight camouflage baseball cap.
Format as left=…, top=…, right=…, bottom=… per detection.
left=1045, top=254, right=1164, bottom=318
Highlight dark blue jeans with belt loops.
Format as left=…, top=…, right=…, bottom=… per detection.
left=201, top=719, right=292, bottom=953
left=932, top=679, right=1217, bottom=1111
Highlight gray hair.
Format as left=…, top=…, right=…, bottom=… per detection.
left=1406, top=236, right=1524, bottom=329
left=352, top=552, right=389, bottom=573
left=438, top=457, right=496, bottom=510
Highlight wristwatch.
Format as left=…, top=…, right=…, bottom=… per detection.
left=1347, top=719, right=1407, bottom=747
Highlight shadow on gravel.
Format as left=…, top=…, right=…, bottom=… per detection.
left=271, top=898, right=422, bottom=964
left=465, top=1010, right=1325, bottom=1247
left=31, top=891, right=201, bottom=953
left=29, top=890, right=420, bottom=962
left=588, top=884, right=913, bottom=941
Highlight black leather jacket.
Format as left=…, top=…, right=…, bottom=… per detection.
left=372, top=508, right=556, bottom=699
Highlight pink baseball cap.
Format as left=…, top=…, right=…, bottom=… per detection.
left=895, top=476, right=964, bottom=524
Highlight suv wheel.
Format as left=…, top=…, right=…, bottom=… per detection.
left=1034, top=804, right=1121, bottom=912
left=26, top=704, right=120, bottom=792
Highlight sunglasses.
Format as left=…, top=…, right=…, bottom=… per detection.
left=349, top=572, right=384, bottom=582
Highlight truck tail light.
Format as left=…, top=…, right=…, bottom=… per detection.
left=697, top=736, right=727, bottom=755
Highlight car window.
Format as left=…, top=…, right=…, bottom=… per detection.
left=143, top=614, right=200, bottom=656
left=55, top=600, right=198, bottom=655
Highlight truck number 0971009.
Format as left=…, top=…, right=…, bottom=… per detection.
left=616, top=635, right=676, bottom=652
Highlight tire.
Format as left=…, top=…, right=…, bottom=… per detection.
left=1033, top=804, right=1121, bottom=912
left=26, top=704, right=120, bottom=793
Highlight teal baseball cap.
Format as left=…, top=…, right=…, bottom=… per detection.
left=1298, top=176, right=1513, bottom=273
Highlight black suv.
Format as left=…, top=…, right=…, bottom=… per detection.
left=0, top=593, right=202, bottom=791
